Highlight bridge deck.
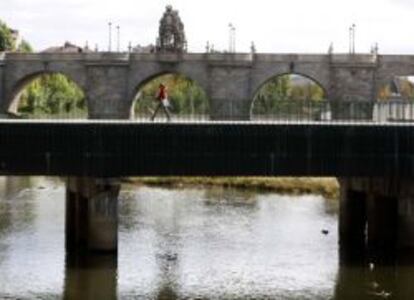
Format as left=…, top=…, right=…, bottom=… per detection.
left=0, top=121, right=413, bottom=177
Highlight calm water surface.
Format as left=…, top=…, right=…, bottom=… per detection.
left=0, top=177, right=411, bottom=299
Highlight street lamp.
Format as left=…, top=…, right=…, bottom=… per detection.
left=116, top=25, right=120, bottom=52
left=349, top=24, right=356, bottom=54
left=228, top=23, right=236, bottom=53
left=352, top=24, right=356, bottom=54
left=108, top=22, right=112, bottom=52
left=233, top=25, right=236, bottom=53
left=228, top=23, right=233, bottom=52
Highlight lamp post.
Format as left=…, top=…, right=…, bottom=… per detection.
left=228, top=23, right=236, bottom=53
left=108, top=22, right=112, bottom=52
left=352, top=24, right=356, bottom=54
left=116, top=25, right=120, bottom=52
left=349, top=24, right=356, bottom=54
left=233, top=25, right=236, bottom=53
left=228, top=23, right=233, bottom=52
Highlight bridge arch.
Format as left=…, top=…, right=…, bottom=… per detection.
left=7, top=71, right=88, bottom=118
left=250, top=72, right=328, bottom=121
left=375, top=74, right=414, bottom=122
left=376, top=75, right=414, bottom=100
left=130, top=71, right=210, bottom=120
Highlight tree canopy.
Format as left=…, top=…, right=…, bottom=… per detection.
left=252, top=74, right=325, bottom=117
left=18, top=74, right=86, bottom=118
left=134, top=74, right=209, bottom=117
left=0, top=20, right=16, bottom=51
left=0, top=22, right=87, bottom=118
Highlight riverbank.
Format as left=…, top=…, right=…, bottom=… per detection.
left=124, top=177, right=339, bottom=199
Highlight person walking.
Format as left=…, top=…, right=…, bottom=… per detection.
left=151, top=83, right=172, bottom=121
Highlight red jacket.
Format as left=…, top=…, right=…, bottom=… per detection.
left=157, top=86, right=168, bottom=100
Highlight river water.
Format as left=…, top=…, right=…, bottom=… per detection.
left=0, top=177, right=412, bottom=299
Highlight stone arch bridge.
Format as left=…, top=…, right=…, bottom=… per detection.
left=1, top=52, right=414, bottom=119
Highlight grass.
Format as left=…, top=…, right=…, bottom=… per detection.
left=124, top=177, right=340, bottom=199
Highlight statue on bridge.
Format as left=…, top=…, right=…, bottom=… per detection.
left=156, top=5, right=187, bottom=53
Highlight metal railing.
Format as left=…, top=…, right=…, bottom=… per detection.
left=252, top=99, right=414, bottom=123
left=4, top=99, right=414, bottom=124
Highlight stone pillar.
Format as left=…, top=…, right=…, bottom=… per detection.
left=208, top=64, right=252, bottom=121
left=330, top=100, right=374, bottom=121
left=210, top=97, right=251, bottom=120
left=86, top=64, right=131, bottom=119
left=66, top=177, right=120, bottom=253
left=339, top=179, right=367, bottom=262
left=329, top=59, right=378, bottom=121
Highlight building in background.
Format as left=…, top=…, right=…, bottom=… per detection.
left=41, top=41, right=93, bottom=53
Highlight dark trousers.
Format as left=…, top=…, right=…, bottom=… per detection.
left=151, top=102, right=171, bottom=121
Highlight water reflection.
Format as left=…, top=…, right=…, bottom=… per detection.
left=0, top=177, right=36, bottom=236
left=64, top=253, right=117, bottom=300
left=4, top=178, right=414, bottom=299
left=334, top=249, right=414, bottom=300
left=118, top=186, right=338, bottom=299
left=0, top=177, right=64, bottom=298
left=203, top=186, right=259, bottom=208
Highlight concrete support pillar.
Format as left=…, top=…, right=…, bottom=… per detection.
left=367, top=194, right=398, bottom=262
left=66, top=177, right=120, bottom=253
left=398, top=195, right=414, bottom=250
left=339, top=181, right=367, bottom=262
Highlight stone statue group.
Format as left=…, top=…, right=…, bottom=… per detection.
left=156, top=5, right=187, bottom=53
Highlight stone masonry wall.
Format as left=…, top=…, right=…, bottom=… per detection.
left=1, top=53, right=414, bottom=120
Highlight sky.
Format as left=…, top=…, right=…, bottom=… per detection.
left=2, top=0, right=414, bottom=54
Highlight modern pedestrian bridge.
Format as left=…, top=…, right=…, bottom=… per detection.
left=1, top=118, right=414, bottom=259
left=0, top=120, right=413, bottom=177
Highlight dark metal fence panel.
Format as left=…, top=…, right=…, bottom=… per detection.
left=0, top=122, right=414, bottom=177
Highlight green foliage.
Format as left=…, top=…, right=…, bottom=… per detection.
left=0, top=23, right=85, bottom=118
left=135, top=74, right=209, bottom=116
left=0, top=20, right=16, bottom=51
left=378, top=77, right=414, bottom=101
left=18, top=39, right=33, bottom=53
left=252, top=74, right=325, bottom=118
left=18, top=74, right=86, bottom=118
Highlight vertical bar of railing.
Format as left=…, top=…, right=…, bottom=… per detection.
left=388, top=101, right=391, bottom=122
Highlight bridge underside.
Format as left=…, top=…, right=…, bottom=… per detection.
left=0, top=121, right=413, bottom=177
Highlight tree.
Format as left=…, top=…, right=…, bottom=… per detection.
left=18, top=74, right=86, bottom=117
left=18, top=39, right=33, bottom=53
left=253, top=75, right=292, bottom=115
left=134, top=74, right=209, bottom=117
left=252, top=74, right=325, bottom=119
left=0, top=20, right=16, bottom=51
